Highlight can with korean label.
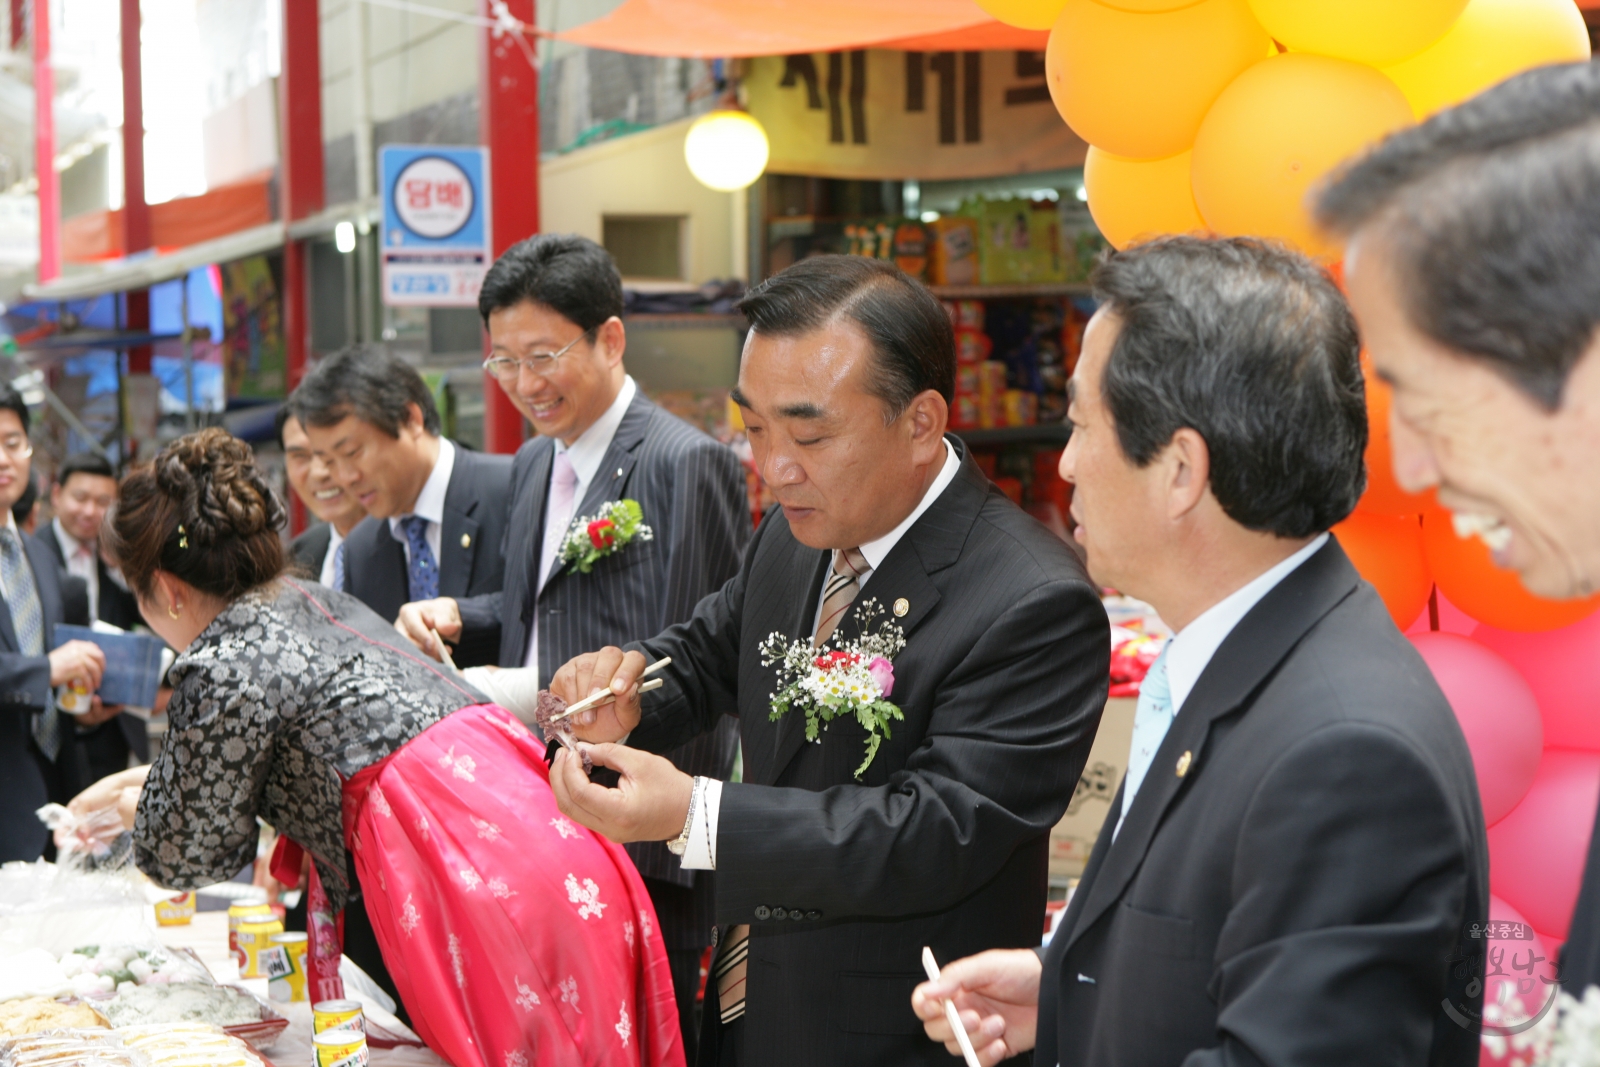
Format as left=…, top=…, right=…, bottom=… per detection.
left=227, top=901, right=274, bottom=965
left=313, top=999, right=366, bottom=1035
left=236, top=916, right=284, bottom=978
left=263, top=931, right=308, bottom=1002
left=313, top=1028, right=370, bottom=1067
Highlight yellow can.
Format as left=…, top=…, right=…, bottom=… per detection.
left=313, top=999, right=366, bottom=1035
left=153, top=892, right=195, bottom=926
left=312, top=1028, right=370, bottom=1067
left=236, top=916, right=284, bottom=978
left=263, top=931, right=308, bottom=1002
left=227, top=902, right=274, bottom=965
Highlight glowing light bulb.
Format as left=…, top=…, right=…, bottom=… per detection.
left=335, top=221, right=357, bottom=254
left=684, top=111, right=770, bottom=193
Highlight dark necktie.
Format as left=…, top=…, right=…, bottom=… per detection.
left=399, top=516, right=439, bottom=602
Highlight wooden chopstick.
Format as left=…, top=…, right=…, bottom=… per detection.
left=548, top=657, right=671, bottom=722
left=922, top=947, right=982, bottom=1067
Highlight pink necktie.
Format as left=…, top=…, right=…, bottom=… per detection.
left=538, top=451, right=579, bottom=593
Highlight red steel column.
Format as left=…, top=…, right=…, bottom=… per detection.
left=121, top=0, right=152, bottom=373
left=33, top=0, right=58, bottom=282
left=479, top=0, right=538, bottom=454
left=279, top=0, right=324, bottom=395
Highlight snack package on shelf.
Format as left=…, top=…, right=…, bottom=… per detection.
left=891, top=222, right=929, bottom=280
left=966, top=197, right=1066, bottom=286
left=954, top=329, right=991, bottom=366
left=976, top=361, right=1009, bottom=429
left=1002, top=389, right=1038, bottom=427
left=927, top=217, right=978, bottom=286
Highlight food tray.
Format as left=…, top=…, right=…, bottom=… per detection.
left=163, top=949, right=288, bottom=1052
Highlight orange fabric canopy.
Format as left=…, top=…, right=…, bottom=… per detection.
left=63, top=174, right=275, bottom=264
left=556, top=0, right=1049, bottom=58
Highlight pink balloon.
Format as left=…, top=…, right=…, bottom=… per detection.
left=1476, top=611, right=1600, bottom=751
left=1479, top=895, right=1560, bottom=1066
left=1410, top=633, right=1543, bottom=825
left=1487, top=749, right=1600, bottom=941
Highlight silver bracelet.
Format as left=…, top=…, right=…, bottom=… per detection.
left=667, top=776, right=702, bottom=856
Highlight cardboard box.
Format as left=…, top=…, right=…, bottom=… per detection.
left=971, top=198, right=1066, bottom=286
left=928, top=217, right=979, bottom=286
left=1049, top=697, right=1135, bottom=880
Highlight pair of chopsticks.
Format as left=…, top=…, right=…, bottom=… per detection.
left=547, top=657, right=672, bottom=723
left=922, top=946, right=983, bottom=1067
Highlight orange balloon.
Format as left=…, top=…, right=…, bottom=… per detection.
left=1084, top=148, right=1208, bottom=249
left=1097, top=0, right=1207, bottom=9
left=1422, top=507, right=1600, bottom=632
left=1246, top=0, right=1469, bottom=66
left=1190, top=53, right=1413, bottom=258
left=975, top=0, right=1070, bottom=30
left=1333, top=511, right=1433, bottom=627
left=1046, top=0, right=1271, bottom=160
left=1358, top=360, right=1435, bottom=517
left=1383, top=0, right=1591, bottom=119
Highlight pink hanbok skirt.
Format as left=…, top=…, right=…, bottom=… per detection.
left=341, top=703, right=684, bottom=1067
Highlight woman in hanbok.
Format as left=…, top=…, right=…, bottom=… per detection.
left=81, top=429, right=682, bottom=1067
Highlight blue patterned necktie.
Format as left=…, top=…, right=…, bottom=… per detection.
left=1, top=527, right=57, bottom=759
left=330, top=539, right=347, bottom=592
left=399, top=515, right=438, bottom=602
left=1115, top=646, right=1172, bottom=840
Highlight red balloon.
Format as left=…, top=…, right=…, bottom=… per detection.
left=1333, top=511, right=1432, bottom=627
left=1409, top=633, right=1543, bottom=826
left=1475, top=611, right=1600, bottom=752
left=1480, top=895, right=1560, bottom=1065
left=1422, top=507, right=1600, bottom=632
left=1487, top=750, right=1600, bottom=941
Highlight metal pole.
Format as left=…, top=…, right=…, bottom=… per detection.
left=350, top=0, right=377, bottom=342
left=479, top=0, right=538, bottom=454
left=33, top=0, right=59, bottom=281
left=181, top=273, right=195, bottom=432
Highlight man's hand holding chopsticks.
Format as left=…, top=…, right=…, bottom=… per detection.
left=548, top=646, right=648, bottom=742
left=394, top=597, right=462, bottom=661
left=911, top=948, right=1042, bottom=1066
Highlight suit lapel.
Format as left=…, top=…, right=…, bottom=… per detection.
left=539, top=392, right=654, bottom=592
left=766, top=441, right=984, bottom=784
left=1059, top=539, right=1364, bottom=955
left=439, top=452, right=481, bottom=597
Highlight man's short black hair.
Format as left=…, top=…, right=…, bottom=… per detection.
left=0, top=385, right=30, bottom=435
left=289, top=344, right=440, bottom=438
left=11, top=472, right=36, bottom=525
left=274, top=403, right=299, bottom=448
left=1093, top=236, right=1366, bottom=539
left=1317, top=61, right=1600, bottom=410
left=58, top=452, right=115, bottom=486
left=478, top=233, right=624, bottom=330
left=736, top=255, right=955, bottom=419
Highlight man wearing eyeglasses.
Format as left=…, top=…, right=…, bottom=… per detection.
left=394, top=233, right=749, bottom=1059
left=0, top=386, right=112, bottom=862
left=288, top=344, right=513, bottom=668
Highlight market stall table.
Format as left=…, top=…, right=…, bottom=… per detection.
left=157, top=911, right=447, bottom=1067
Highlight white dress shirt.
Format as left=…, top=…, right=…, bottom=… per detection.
left=318, top=526, right=347, bottom=588
left=387, top=438, right=456, bottom=568
left=53, top=519, right=99, bottom=621
left=523, top=376, right=638, bottom=670
left=682, top=438, right=962, bottom=870
left=1113, top=532, right=1330, bottom=835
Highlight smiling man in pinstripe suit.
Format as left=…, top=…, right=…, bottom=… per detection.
left=396, top=233, right=749, bottom=1057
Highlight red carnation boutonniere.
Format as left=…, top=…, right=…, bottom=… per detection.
left=559, top=499, right=652, bottom=574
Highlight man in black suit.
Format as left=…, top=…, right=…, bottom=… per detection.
left=0, top=388, right=113, bottom=861
left=394, top=233, right=748, bottom=1058
left=277, top=409, right=367, bottom=587
left=912, top=237, right=1487, bottom=1067
left=1316, top=62, right=1600, bottom=1000
left=289, top=345, right=512, bottom=667
left=40, top=453, right=147, bottom=786
left=547, top=255, right=1110, bottom=1067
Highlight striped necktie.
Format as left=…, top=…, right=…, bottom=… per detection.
left=1, top=528, right=57, bottom=759
left=716, top=546, right=871, bottom=1027
left=330, top=539, right=347, bottom=592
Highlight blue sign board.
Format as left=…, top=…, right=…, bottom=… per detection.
left=379, top=144, right=492, bottom=307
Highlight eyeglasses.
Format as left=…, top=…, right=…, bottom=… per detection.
left=0, top=434, right=32, bottom=458
left=481, top=327, right=598, bottom=382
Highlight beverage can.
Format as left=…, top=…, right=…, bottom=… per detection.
left=313, top=1028, right=369, bottom=1067
left=236, top=917, right=284, bottom=978
left=264, top=931, right=308, bottom=1002
left=313, top=999, right=366, bottom=1035
left=153, top=892, right=195, bottom=926
left=227, top=902, right=274, bottom=965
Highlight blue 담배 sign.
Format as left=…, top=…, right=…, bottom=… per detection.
left=379, top=145, right=492, bottom=308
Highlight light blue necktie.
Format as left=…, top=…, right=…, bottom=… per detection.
left=1, top=528, right=58, bottom=759
left=330, top=539, right=347, bottom=592
left=1116, top=647, right=1172, bottom=840
left=399, top=515, right=439, bottom=602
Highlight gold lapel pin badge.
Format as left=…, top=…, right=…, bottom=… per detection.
left=893, top=598, right=909, bottom=617
left=1176, top=750, right=1193, bottom=778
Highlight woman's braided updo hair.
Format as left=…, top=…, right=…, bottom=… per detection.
left=110, top=427, right=286, bottom=601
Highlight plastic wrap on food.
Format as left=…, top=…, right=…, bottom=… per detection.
left=0, top=999, right=107, bottom=1040
left=100, top=985, right=262, bottom=1029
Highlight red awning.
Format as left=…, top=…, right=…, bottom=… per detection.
left=556, top=0, right=1049, bottom=58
